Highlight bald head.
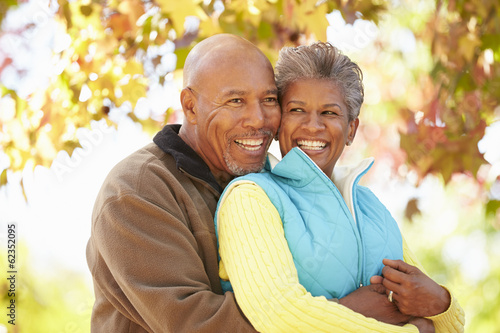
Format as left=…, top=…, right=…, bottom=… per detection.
left=183, top=34, right=273, bottom=89
left=177, top=34, right=280, bottom=187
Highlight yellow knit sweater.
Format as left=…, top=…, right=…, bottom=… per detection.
left=218, top=182, right=465, bottom=333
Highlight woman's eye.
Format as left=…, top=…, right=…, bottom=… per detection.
left=323, top=110, right=338, bottom=116
left=290, top=108, right=304, bottom=112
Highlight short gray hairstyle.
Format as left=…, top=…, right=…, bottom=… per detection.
left=275, top=42, right=364, bottom=121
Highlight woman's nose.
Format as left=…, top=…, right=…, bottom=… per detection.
left=304, top=113, right=324, bottom=131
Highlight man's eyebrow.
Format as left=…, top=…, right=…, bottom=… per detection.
left=218, top=90, right=246, bottom=98
left=217, top=88, right=278, bottom=99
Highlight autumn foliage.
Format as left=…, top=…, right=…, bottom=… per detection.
left=0, top=0, right=499, bottom=202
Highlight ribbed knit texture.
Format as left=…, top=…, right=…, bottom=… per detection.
left=402, top=238, right=466, bottom=331
left=218, top=182, right=465, bottom=332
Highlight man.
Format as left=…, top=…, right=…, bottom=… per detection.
left=86, top=34, right=281, bottom=332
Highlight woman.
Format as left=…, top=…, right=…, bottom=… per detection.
left=215, top=42, right=464, bottom=332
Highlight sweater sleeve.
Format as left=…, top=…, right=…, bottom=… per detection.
left=218, top=182, right=419, bottom=333
left=402, top=237, right=465, bottom=332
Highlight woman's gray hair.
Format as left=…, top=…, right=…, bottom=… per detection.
left=275, top=42, right=364, bottom=121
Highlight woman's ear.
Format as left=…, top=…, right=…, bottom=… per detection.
left=180, top=87, right=197, bottom=125
left=346, top=118, right=359, bottom=146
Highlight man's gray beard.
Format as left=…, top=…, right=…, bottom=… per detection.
left=224, top=130, right=272, bottom=176
left=223, top=151, right=267, bottom=176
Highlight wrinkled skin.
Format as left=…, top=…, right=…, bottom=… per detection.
left=370, top=259, right=451, bottom=318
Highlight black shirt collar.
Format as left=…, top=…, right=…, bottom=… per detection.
left=153, top=124, right=222, bottom=193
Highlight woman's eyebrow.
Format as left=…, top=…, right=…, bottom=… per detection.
left=285, top=100, right=306, bottom=106
left=322, top=103, right=343, bottom=110
left=285, top=101, right=343, bottom=111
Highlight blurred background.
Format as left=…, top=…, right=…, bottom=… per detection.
left=0, top=0, right=499, bottom=332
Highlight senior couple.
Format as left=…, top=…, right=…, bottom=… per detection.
left=87, top=34, right=464, bottom=332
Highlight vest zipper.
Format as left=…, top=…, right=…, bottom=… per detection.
left=299, top=151, right=365, bottom=289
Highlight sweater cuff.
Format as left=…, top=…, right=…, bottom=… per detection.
left=424, top=285, right=465, bottom=332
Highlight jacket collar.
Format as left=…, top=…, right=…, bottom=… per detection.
left=153, top=124, right=223, bottom=193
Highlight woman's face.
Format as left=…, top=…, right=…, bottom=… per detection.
left=279, top=78, right=359, bottom=176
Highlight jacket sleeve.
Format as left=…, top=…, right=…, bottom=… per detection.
left=88, top=190, right=257, bottom=333
left=218, top=182, right=419, bottom=333
left=402, top=237, right=465, bottom=332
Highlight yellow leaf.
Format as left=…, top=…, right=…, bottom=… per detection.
left=7, top=119, right=30, bottom=151
left=295, top=0, right=329, bottom=41
left=36, top=131, right=58, bottom=161
left=0, top=169, right=7, bottom=187
left=123, top=59, right=144, bottom=76
left=224, top=0, right=267, bottom=28
left=458, top=33, right=481, bottom=62
left=20, top=177, right=27, bottom=202
left=116, top=79, right=147, bottom=107
left=198, top=17, right=223, bottom=38
left=157, top=0, right=207, bottom=36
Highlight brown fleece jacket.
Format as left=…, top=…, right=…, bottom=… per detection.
left=86, top=124, right=257, bottom=332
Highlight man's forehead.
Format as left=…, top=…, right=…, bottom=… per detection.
left=215, top=87, right=278, bottom=98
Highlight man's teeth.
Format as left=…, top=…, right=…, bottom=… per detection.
left=235, top=138, right=264, bottom=151
left=297, top=140, right=326, bottom=150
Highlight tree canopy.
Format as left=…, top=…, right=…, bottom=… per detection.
left=1, top=0, right=499, bottom=211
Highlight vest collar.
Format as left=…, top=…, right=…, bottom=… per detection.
left=266, top=147, right=374, bottom=222
left=332, top=157, right=374, bottom=221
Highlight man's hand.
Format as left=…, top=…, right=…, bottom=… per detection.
left=338, top=283, right=412, bottom=325
left=408, top=317, right=435, bottom=333
left=370, top=259, right=451, bottom=317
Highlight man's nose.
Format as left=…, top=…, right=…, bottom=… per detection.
left=242, top=101, right=266, bottom=129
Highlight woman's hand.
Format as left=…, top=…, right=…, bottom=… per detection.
left=370, top=259, right=451, bottom=318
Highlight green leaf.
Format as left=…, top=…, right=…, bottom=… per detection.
left=80, top=5, right=93, bottom=16
left=486, top=200, right=500, bottom=218
left=481, top=34, right=500, bottom=51
left=174, top=46, right=191, bottom=70
left=0, top=0, right=18, bottom=26
left=257, top=21, right=273, bottom=40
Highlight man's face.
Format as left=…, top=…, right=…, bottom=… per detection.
left=191, top=56, right=281, bottom=178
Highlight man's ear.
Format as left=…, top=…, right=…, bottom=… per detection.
left=347, top=117, right=359, bottom=145
left=180, top=88, right=197, bottom=125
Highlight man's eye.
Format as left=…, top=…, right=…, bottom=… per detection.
left=263, top=97, right=278, bottom=105
left=229, top=98, right=243, bottom=104
left=290, top=108, right=304, bottom=112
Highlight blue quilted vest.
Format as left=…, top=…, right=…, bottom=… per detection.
left=215, top=147, right=403, bottom=299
